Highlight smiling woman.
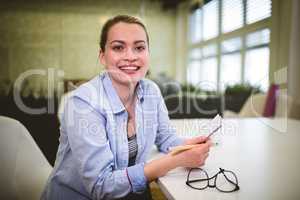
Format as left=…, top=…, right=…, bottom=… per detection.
left=41, top=15, right=212, bottom=200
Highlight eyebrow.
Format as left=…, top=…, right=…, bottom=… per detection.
left=110, top=40, right=146, bottom=45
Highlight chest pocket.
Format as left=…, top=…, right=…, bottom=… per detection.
left=104, top=112, right=121, bottom=168
left=143, top=109, right=158, bottom=145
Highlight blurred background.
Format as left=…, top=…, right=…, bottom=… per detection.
left=0, top=0, right=299, bottom=169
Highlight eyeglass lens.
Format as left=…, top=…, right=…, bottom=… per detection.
left=215, top=169, right=239, bottom=192
left=187, top=168, right=209, bottom=190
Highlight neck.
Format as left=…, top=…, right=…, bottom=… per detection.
left=110, top=78, right=137, bottom=106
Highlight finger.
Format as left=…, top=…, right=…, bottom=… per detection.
left=199, top=153, right=208, bottom=164
left=206, top=138, right=212, bottom=143
left=203, top=147, right=210, bottom=154
left=204, top=152, right=209, bottom=159
left=187, top=136, right=206, bottom=145
left=199, top=153, right=209, bottom=166
left=195, top=136, right=208, bottom=143
left=201, top=142, right=211, bottom=151
left=205, top=140, right=213, bottom=148
left=193, top=146, right=209, bottom=154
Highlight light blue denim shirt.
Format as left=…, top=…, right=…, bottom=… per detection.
left=41, top=72, right=185, bottom=200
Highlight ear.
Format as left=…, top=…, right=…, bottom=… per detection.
left=99, top=50, right=106, bottom=66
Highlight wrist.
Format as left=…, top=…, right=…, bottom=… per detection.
left=167, top=153, right=182, bottom=168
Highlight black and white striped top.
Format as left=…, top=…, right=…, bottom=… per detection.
left=128, top=134, right=138, bottom=167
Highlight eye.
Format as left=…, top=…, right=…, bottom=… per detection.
left=112, top=45, right=124, bottom=51
left=135, top=45, right=146, bottom=52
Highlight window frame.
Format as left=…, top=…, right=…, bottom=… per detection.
left=187, top=0, right=271, bottom=91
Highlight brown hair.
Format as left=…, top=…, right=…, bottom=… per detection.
left=99, top=15, right=149, bottom=52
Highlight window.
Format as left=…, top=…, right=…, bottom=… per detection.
left=203, top=0, right=219, bottom=40
left=221, top=37, right=242, bottom=53
left=201, top=58, right=218, bottom=90
left=220, top=53, right=242, bottom=89
left=222, top=0, right=243, bottom=33
left=246, top=0, right=271, bottom=24
left=189, top=8, right=202, bottom=43
left=244, top=29, right=270, bottom=91
left=246, top=28, right=270, bottom=47
left=187, top=0, right=272, bottom=92
left=187, top=48, right=202, bottom=85
left=244, top=48, right=269, bottom=90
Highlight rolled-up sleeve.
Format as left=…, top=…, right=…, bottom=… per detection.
left=62, top=96, right=146, bottom=199
left=154, top=92, right=185, bottom=153
left=126, top=163, right=147, bottom=192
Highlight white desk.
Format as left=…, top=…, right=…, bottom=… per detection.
left=149, top=118, right=300, bottom=200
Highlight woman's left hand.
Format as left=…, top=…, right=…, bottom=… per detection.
left=184, top=135, right=208, bottom=145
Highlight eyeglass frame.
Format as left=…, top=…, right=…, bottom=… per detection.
left=186, top=167, right=240, bottom=193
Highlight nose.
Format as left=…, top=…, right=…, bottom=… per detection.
left=123, top=48, right=138, bottom=61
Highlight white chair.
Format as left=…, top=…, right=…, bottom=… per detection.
left=224, top=93, right=267, bottom=118
left=239, top=93, right=267, bottom=117
left=0, top=116, right=52, bottom=200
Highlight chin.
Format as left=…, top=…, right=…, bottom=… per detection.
left=108, top=68, right=146, bottom=85
left=109, top=73, right=141, bottom=87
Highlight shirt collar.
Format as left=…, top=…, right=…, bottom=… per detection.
left=102, top=72, right=144, bottom=114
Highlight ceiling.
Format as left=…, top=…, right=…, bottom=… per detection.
left=154, top=0, right=187, bottom=10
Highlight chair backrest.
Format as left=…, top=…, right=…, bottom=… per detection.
left=0, top=116, right=52, bottom=200
left=239, top=93, right=267, bottom=117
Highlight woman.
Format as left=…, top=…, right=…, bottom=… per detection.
left=42, top=15, right=211, bottom=200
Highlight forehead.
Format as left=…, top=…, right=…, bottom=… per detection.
left=107, top=22, right=147, bottom=43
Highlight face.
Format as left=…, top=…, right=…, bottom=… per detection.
left=100, top=22, right=149, bottom=87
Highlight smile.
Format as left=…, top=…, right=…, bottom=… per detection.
left=118, top=65, right=141, bottom=72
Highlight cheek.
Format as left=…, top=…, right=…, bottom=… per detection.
left=105, top=53, right=118, bottom=67
left=140, top=52, right=150, bottom=66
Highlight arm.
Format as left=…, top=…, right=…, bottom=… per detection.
left=154, top=92, right=185, bottom=153
left=148, top=84, right=211, bottom=181
left=63, top=97, right=145, bottom=199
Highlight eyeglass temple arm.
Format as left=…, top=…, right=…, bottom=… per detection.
left=187, top=173, right=218, bottom=183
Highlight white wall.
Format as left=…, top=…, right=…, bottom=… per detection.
left=0, top=0, right=178, bottom=94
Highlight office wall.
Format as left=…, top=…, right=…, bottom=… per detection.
left=0, top=0, right=178, bottom=94
left=288, top=0, right=300, bottom=118
left=174, top=2, right=189, bottom=83
left=269, top=0, right=292, bottom=83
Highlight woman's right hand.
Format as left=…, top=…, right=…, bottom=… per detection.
left=144, top=140, right=212, bottom=182
left=173, top=140, right=212, bottom=168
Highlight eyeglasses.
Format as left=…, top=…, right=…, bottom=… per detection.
left=186, top=167, right=240, bottom=193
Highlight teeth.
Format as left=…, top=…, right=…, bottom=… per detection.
left=120, top=66, right=138, bottom=70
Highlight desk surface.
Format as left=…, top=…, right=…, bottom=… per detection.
left=149, top=118, right=300, bottom=200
